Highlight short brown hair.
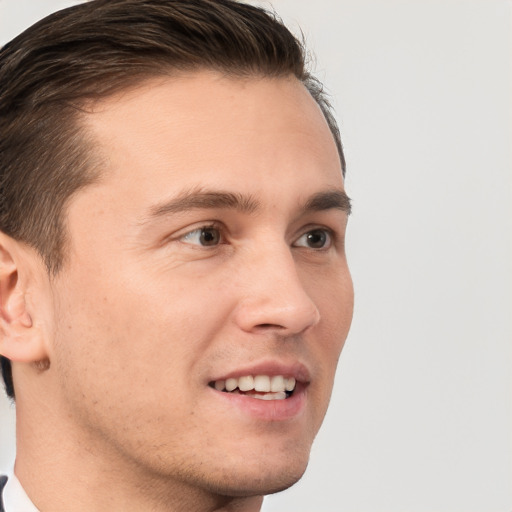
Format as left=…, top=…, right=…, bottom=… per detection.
left=0, top=0, right=346, bottom=399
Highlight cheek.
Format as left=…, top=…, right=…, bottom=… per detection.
left=301, top=266, right=353, bottom=424
left=48, top=272, right=216, bottom=444
left=50, top=264, right=232, bottom=391
left=311, top=266, right=354, bottom=376
left=309, top=260, right=354, bottom=336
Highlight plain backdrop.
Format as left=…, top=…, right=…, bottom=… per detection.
left=0, top=1, right=511, bottom=511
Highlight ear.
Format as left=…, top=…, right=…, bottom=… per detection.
left=0, top=232, right=48, bottom=363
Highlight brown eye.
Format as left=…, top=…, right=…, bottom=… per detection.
left=199, top=227, right=220, bottom=246
left=294, top=229, right=331, bottom=249
left=181, top=226, right=221, bottom=246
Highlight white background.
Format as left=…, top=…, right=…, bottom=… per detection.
left=0, top=1, right=511, bottom=511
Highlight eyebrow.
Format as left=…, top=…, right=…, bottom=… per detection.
left=149, top=189, right=260, bottom=217
left=303, top=190, right=352, bottom=215
left=147, top=187, right=351, bottom=220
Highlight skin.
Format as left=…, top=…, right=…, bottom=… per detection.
left=0, top=71, right=353, bottom=511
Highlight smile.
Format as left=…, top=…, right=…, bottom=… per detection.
left=210, top=375, right=297, bottom=400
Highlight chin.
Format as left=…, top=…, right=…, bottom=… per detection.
left=206, top=470, right=308, bottom=498
left=197, top=452, right=310, bottom=498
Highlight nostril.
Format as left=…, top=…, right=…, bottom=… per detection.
left=233, top=289, right=320, bottom=335
left=253, top=323, right=291, bottom=334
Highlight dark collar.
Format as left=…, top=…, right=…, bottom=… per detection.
left=0, top=475, right=7, bottom=512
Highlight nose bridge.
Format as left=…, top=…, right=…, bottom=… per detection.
left=233, top=240, right=320, bottom=335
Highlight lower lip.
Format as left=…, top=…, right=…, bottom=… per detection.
left=210, top=383, right=307, bottom=422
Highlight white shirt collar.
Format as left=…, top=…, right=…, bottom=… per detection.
left=3, top=474, right=39, bottom=512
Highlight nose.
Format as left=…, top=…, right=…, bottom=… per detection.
left=232, top=246, right=320, bottom=336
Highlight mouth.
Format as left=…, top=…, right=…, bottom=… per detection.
left=207, top=362, right=310, bottom=420
left=208, top=374, right=296, bottom=401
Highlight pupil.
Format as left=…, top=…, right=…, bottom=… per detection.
left=200, top=228, right=219, bottom=246
left=307, top=230, right=326, bottom=248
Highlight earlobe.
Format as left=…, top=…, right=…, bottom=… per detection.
left=0, top=233, right=48, bottom=363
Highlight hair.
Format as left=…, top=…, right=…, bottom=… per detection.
left=0, top=0, right=346, bottom=399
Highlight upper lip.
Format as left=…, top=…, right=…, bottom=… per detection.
left=209, top=360, right=311, bottom=384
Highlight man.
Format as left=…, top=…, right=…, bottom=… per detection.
left=0, top=0, right=353, bottom=510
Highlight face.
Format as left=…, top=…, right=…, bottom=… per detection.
left=44, top=72, right=353, bottom=497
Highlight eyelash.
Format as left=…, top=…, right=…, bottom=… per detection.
left=177, top=223, right=336, bottom=250
left=293, top=228, right=334, bottom=250
left=179, top=222, right=224, bottom=247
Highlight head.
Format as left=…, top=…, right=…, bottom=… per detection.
left=0, top=0, right=352, bottom=504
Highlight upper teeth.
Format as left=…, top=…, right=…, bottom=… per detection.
left=214, top=375, right=296, bottom=393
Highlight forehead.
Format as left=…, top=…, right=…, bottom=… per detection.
left=78, top=71, right=343, bottom=210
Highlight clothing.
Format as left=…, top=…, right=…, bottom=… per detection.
left=0, top=476, right=5, bottom=512
left=0, top=475, right=39, bottom=512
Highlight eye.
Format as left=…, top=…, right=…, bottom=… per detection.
left=293, top=228, right=332, bottom=249
left=180, top=226, right=221, bottom=246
